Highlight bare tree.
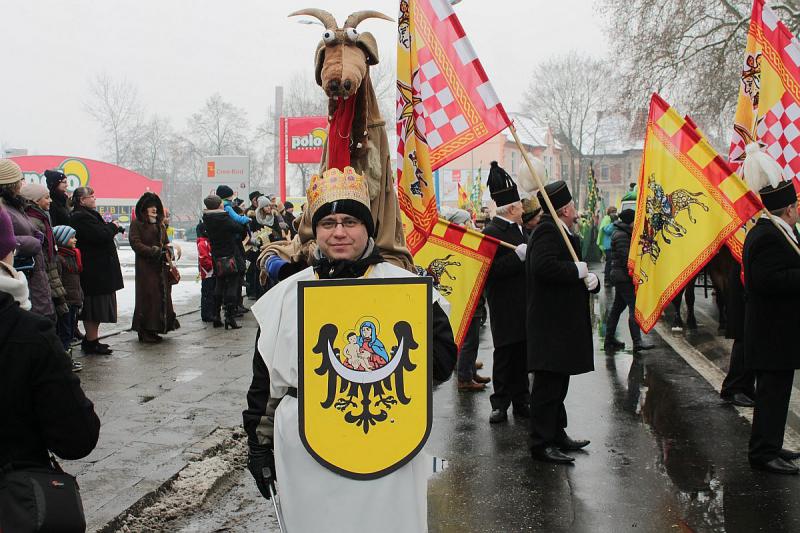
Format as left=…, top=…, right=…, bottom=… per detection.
left=186, top=93, right=250, bottom=157
left=129, top=115, right=173, bottom=180
left=599, top=0, right=800, bottom=147
left=85, top=73, right=143, bottom=166
left=522, top=53, right=612, bottom=204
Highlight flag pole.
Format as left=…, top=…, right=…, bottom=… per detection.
left=508, top=123, right=580, bottom=262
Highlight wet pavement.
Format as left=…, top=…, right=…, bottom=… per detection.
left=69, top=269, right=800, bottom=532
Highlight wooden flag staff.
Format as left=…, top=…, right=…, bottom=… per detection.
left=508, top=123, right=580, bottom=262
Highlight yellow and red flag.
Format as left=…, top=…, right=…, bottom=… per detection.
left=413, top=219, right=498, bottom=348
left=457, top=182, right=469, bottom=208
left=397, top=0, right=510, bottom=254
left=629, top=94, right=762, bottom=333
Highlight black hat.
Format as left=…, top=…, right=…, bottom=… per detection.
left=760, top=181, right=797, bottom=211
left=284, top=201, right=294, bottom=209
left=487, top=161, right=520, bottom=207
left=311, top=199, right=374, bottom=238
left=619, top=208, right=635, bottom=225
left=248, top=190, right=262, bottom=201
left=537, top=180, right=572, bottom=212
left=216, top=185, right=234, bottom=199
left=44, top=169, right=67, bottom=190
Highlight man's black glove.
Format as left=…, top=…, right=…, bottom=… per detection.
left=247, top=444, right=276, bottom=499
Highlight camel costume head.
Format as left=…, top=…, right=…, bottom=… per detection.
left=258, top=9, right=413, bottom=281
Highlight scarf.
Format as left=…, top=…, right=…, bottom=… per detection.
left=24, top=205, right=55, bottom=260
left=58, top=246, right=83, bottom=274
left=313, top=238, right=385, bottom=280
left=256, top=209, right=275, bottom=227
left=0, top=261, right=31, bottom=310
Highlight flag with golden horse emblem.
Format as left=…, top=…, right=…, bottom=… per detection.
left=298, top=277, right=432, bottom=479
left=397, top=0, right=510, bottom=253
left=629, top=94, right=762, bottom=333
left=413, top=218, right=498, bottom=349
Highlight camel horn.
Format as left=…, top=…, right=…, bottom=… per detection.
left=289, top=8, right=338, bottom=30
left=344, top=10, right=394, bottom=29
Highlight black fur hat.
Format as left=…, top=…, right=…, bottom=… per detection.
left=487, top=161, right=520, bottom=207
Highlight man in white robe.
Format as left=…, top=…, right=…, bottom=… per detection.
left=243, top=167, right=457, bottom=532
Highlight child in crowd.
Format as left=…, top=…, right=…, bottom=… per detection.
left=53, top=225, right=84, bottom=372
left=195, top=222, right=218, bottom=325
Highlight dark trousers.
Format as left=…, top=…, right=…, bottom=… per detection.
left=603, top=251, right=613, bottom=280
left=605, top=281, right=641, bottom=344
left=214, top=273, right=240, bottom=307
left=201, top=277, right=216, bottom=321
left=56, top=304, right=79, bottom=350
left=721, top=339, right=755, bottom=399
left=245, top=260, right=264, bottom=298
left=456, top=315, right=481, bottom=382
left=529, top=371, right=570, bottom=449
left=749, top=369, right=795, bottom=464
left=490, top=340, right=529, bottom=410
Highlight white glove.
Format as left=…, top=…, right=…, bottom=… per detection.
left=574, top=261, right=589, bottom=279
left=514, top=243, right=527, bottom=261
left=584, top=272, right=599, bottom=291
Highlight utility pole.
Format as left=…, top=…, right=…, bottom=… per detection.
left=272, top=86, right=284, bottom=195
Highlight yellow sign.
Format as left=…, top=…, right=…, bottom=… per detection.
left=298, top=277, right=432, bottom=479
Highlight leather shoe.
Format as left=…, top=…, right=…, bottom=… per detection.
left=473, top=374, right=491, bottom=384
left=457, top=380, right=485, bottom=392
left=779, top=449, right=800, bottom=461
left=475, top=361, right=484, bottom=370
left=531, top=446, right=575, bottom=464
left=633, top=341, right=655, bottom=352
left=723, top=392, right=755, bottom=408
left=512, top=404, right=531, bottom=418
left=489, top=409, right=507, bottom=424
left=750, top=457, right=799, bottom=475
left=605, top=338, right=625, bottom=349
left=557, top=436, right=590, bottom=451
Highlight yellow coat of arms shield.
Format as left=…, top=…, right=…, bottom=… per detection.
left=298, top=277, right=432, bottom=480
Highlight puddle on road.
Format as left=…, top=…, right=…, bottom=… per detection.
left=174, top=369, right=203, bottom=383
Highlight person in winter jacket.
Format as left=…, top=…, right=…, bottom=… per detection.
left=45, top=169, right=71, bottom=227
left=202, top=195, right=246, bottom=330
left=603, top=209, right=653, bottom=352
left=0, top=159, right=54, bottom=317
left=54, top=225, right=84, bottom=372
left=70, top=186, right=124, bottom=355
left=0, top=205, right=100, bottom=509
left=597, top=206, right=617, bottom=285
left=196, top=222, right=217, bottom=324
left=21, top=183, right=68, bottom=321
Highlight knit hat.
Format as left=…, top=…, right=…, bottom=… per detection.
left=308, top=167, right=374, bottom=237
left=619, top=209, right=635, bottom=225
left=216, top=185, right=234, bottom=199
left=0, top=206, right=15, bottom=259
left=257, top=196, right=272, bottom=210
left=487, top=161, right=520, bottom=207
left=0, top=159, right=22, bottom=185
left=521, top=197, right=542, bottom=224
left=44, top=169, right=67, bottom=190
left=537, top=180, right=572, bottom=211
left=20, top=183, right=49, bottom=202
left=52, top=225, right=76, bottom=247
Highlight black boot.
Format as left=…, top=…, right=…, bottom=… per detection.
left=212, top=310, right=223, bottom=328
left=224, top=305, right=242, bottom=330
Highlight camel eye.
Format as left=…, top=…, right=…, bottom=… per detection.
left=345, top=28, right=358, bottom=42
left=322, top=30, right=336, bottom=44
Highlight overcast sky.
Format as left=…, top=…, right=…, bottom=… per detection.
left=1, top=0, right=608, bottom=160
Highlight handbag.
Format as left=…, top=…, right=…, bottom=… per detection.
left=166, top=253, right=180, bottom=285
left=0, top=455, right=86, bottom=532
left=213, top=255, right=244, bottom=277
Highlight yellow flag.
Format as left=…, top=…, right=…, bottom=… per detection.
left=630, top=94, right=762, bottom=332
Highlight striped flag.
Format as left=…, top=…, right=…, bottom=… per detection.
left=397, top=0, right=511, bottom=254
left=413, top=218, right=498, bottom=348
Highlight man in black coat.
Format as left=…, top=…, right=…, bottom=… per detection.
left=742, top=178, right=800, bottom=475
left=526, top=180, right=599, bottom=464
left=719, top=261, right=755, bottom=407
left=482, top=162, right=530, bottom=424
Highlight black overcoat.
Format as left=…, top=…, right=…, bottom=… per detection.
left=608, top=220, right=633, bottom=284
left=743, top=218, right=800, bottom=370
left=526, top=215, right=598, bottom=374
left=69, top=207, right=123, bottom=296
left=482, top=216, right=527, bottom=348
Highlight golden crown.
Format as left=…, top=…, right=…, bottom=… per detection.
left=306, top=166, right=370, bottom=216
